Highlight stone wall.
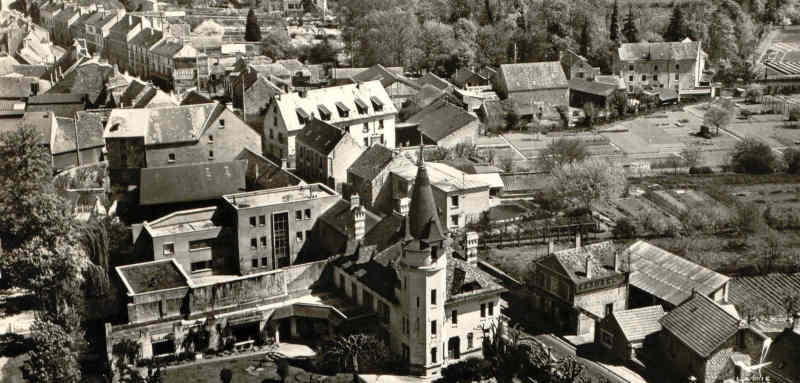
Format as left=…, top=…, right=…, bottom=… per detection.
left=128, top=287, right=189, bottom=324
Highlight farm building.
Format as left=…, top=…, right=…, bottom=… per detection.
left=595, top=305, right=664, bottom=363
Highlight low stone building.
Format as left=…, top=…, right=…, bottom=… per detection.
left=595, top=305, right=664, bottom=363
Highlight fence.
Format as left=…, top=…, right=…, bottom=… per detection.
left=480, top=215, right=598, bottom=248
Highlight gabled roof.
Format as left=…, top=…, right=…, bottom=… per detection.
left=660, top=292, right=741, bottom=358
left=411, top=83, right=447, bottom=109
left=74, top=110, right=107, bottom=149
left=348, top=144, right=395, bottom=181
left=296, top=118, right=349, bottom=155
left=143, top=206, right=220, bottom=237
left=129, top=28, right=163, bottom=49
left=351, top=64, right=399, bottom=88
left=276, top=59, right=308, bottom=75
left=618, top=40, right=701, bottom=62
left=104, top=103, right=222, bottom=145
left=139, top=160, right=247, bottom=205
left=611, top=305, right=665, bottom=342
left=109, top=14, right=141, bottom=36
left=319, top=200, right=382, bottom=239
left=272, top=80, right=396, bottom=133
left=234, top=148, right=304, bottom=191
left=452, top=68, right=488, bottom=87
left=46, top=60, right=114, bottom=106
left=406, top=100, right=478, bottom=143
left=499, top=61, right=568, bottom=92
left=537, top=241, right=622, bottom=284
left=50, top=117, right=78, bottom=154
left=568, top=78, right=618, bottom=97
left=419, top=72, right=453, bottom=91
left=119, top=79, right=176, bottom=108
left=626, top=241, right=730, bottom=307
left=151, top=38, right=185, bottom=57
left=180, top=90, right=212, bottom=106
left=0, top=55, right=21, bottom=76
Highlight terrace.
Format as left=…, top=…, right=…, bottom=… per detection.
left=223, top=184, right=336, bottom=209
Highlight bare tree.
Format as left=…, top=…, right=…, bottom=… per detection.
left=680, top=145, right=702, bottom=169
left=704, top=101, right=734, bottom=136
left=548, top=158, right=628, bottom=209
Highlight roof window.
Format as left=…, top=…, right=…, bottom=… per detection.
left=370, top=96, right=383, bottom=111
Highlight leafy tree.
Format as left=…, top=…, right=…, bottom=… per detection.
left=482, top=321, right=527, bottom=382
left=680, top=145, right=702, bottom=168
left=664, top=3, right=686, bottom=42
left=745, top=84, right=764, bottom=103
left=539, top=137, right=589, bottom=172
left=307, top=38, right=339, bottom=64
left=610, top=92, right=628, bottom=118
left=609, top=0, right=620, bottom=42
left=622, top=5, right=638, bottom=43
left=22, top=319, right=81, bottom=383
left=245, top=9, right=262, bottom=42
left=30, top=1, right=40, bottom=23
left=317, top=334, right=389, bottom=380
left=785, top=148, right=800, bottom=174
left=578, top=17, right=591, bottom=57
left=262, top=28, right=295, bottom=59
left=730, top=138, right=780, bottom=174
left=613, top=218, right=637, bottom=238
left=708, top=8, right=737, bottom=62
left=416, top=20, right=457, bottom=73
left=732, top=202, right=766, bottom=235
left=301, top=0, right=316, bottom=13
left=440, top=357, right=492, bottom=383
left=548, top=158, right=627, bottom=209
left=703, top=103, right=733, bottom=137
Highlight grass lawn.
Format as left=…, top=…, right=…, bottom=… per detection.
left=162, top=354, right=354, bottom=383
left=726, top=119, right=800, bottom=148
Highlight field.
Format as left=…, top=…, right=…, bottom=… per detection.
left=725, top=118, right=800, bottom=148
left=759, top=26, right=800, bottom=76
left=502, top=131, right=619, bottom=160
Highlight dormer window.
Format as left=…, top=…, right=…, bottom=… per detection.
left=219, top=119, right=225, bottom=128
left=335, top=102, right=350, bottom=118
left=296, top=107, right=309, bottom=124
left=354, top=98, right=368, bottom=114
left=370, top=96, right=383, bottom=112
left=317, top=105, right=331, bottom=121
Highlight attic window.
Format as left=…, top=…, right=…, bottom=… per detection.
left=317, top=105, right=331, bottom=120
left=335, top=102, right=350, bottom=118
left=370, top=96, right=383, bottom=111
left=296, top=107, right=309, bottom=123
left=354, top=98, right=368, bottom=114
left=110, top=123, right=120, bottom=132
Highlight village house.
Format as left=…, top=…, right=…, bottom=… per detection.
left=763, top=314, right=800, bottom=383
left=149, top=38, right=198, bottom=92
left=52, top=6, right=81, bottom=47
left=559, top=49, right=600, bottom=81
left=452, top=68, right=491, bottom=92
left=234, top=148, right=305, bottom=191
left=103, top=102, right=262, bottom=190
left=527, top=240, right=628, bottom=335
left=295, top=118, right=364, bottom=192
left=402, top=100, right=480, bottom=148
left=262, top=80, right=397, bottom=166
left=624, top=241, right=729, bottom=310
left=615, top=39, right=710, bottom=94
left=347, top=144, right=411, bottom=211
left=115, top=78, right=178, bottom=109
left=26, top=93, right=89, bottom=118
left=39, top=2, right=63, bottom=32
left=439, top=159, right=504, bottom=197
left=495, top=61, right=569, bottom=107
left=656, top=292, right=769, bottom=383
left=85, top=9, right=124, bottom=55
left=46, top=59, right=118, bottom=108
left=351, top=64, right=421, bottom=108
left=230, top=64, right=287, bottom=128
left=68, top=11, right=93, bottom=46
left=105, top=15, right=150, bottom=75
left=128, top=28, right=164, bottom=79
left=138, top=160, right=248, bottom=206
left=595, top=305, right=664, bottom=363
left=568, top=78, right=621, bottom=110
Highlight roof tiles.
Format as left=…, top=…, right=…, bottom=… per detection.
left=660, top=292, right=741, bottom=358
left=612, top=305, right=665, bottom=342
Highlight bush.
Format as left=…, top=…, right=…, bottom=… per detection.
left=438, top=358, right=493, bottom=383
left=785, top=148, right=800, bottom=174
left=612, top=218, right=637, bottom=238
left=689, top=166, right=714, bottom=174
left=730, top=138, right=781, bottom=174
left=790, top=108, right=800, bottom=122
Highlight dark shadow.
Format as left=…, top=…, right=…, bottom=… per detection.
left=0, top=333, right=33, bottom=357
left=0, top=294, right=37, bottom=316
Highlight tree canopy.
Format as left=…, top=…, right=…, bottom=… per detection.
left=548, top=158, right=627, bottom=209
left=22, top=319, right=82, bottom=383
left=538, top=137, right=589, bottom=172
left=730, top=138, right=781, bottom=174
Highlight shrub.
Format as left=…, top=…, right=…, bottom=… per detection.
left=689, top=166, right=713, bottom=174
left=612, top=218, right=637, bottom=238
left=730, top=138, right=781, bottom=174
left=785, top=148, right=800, bottom=174
left=439, top=357, right=493, bottom=383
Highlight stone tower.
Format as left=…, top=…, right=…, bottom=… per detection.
left=396, top=155, right=449, bottom=377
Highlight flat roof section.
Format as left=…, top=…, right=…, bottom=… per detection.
left=223, top=183, right=336, bottom=209
left=116, top=259, right=190, bottom=295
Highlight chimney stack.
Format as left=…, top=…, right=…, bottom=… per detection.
left=614, top=251, right=620, bottom=272
left=353, top=205, right=365, bottom=242
left=585, top=255, right=593, bottom=279
left=464, top=231, right=479, bottom=265
left=548, top=240, right=554, bottom=255
left=280, top=158, right=287, bottom=169
left=399, top=197, right=410, bottom=216
left=575, top=232, right=581, bottom=249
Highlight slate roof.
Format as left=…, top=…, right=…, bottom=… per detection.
left=319, top=199, right=382, bottom=239
left=276, top=59, right=309, bottom=75
left=20, top=110, right=55, bottom=145
left=411, top=84, right=447, bottom=109
left=538, top=241, right=622, bottom=283
left=74, top=110, right=107, bottom=148
left=406, top=100, right=478, bottom=142
left=595, top=75, right=627, bottom=90
left=447, top=253, right=506, bottom=300
left=296, top=118, right=348, bottom=155
left=117, top=259, right=189, bottom=294
left=452, top=68, right=488, bottom=88
left=729, top=273, right=800, bottom=318
left=611, top=305, right=665, bottom=342
left=234, top=148, right=304, bottom=191
left=119, top=79, right=176, bottom=108
left=272, top=80, right=396, bottom=133
left=46, top=61, right=114, bottom=106
left=568, top=78, right=618, bottom=97
left=0, top=55, right=21, bottom=75
left=139, top=160, right=247, bottom=205
left=109, top=14, right=142, bottom=36
left=348, top=144, right=395, bottom=181
left=151, top=39, right=184, bottom=57
left=13, top=64, right=49, bottom=78
left=625, top=241, right=730, bottom=307
left=104, top=103, right=222, bottom=145
left=352, top=64, right=400, bottom=88
left=181, top=90, right=212, bottom=106
left=499, top=61, right=568, bottom=92
left=407, top=160, right=446, bottom=243
left=50, top=117, right=78, bottom=154
left=618, top=40, right=701, bottom=62
left=0, top=77, right=33, bottom=98
left=129, top=28, right=163, bottom=49
left=660, top=292, right=741, bottom=358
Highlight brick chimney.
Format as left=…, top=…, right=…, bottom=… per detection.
left=585, top=255, right=593, bottom=279
left=464, top=231, right=478, bottom=265
left=575, top=232, right=581, bottom=249
left=353, top=205, right=365, bottom=242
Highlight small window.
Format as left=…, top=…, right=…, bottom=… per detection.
left=260, top=236, right=267, bottom=247
left=676, top=64, right=680, bottom=70
left=189, top=239, right=211, bottom=251
left=191, top=261, right=211, bottom=273
left=363, top=137, right=369, bottom=147
left=431, top=347, right=437, bottom=363
left=208, top=150, right=214, bottom=159
left=304, top=209, right=311, bottom=219
left=605, top=303, right=614, bottom=317
left=450, top=215, right=459, bottom=226
left=259, top=215, right=266, bottom=226
left=431, top=320, right=437, bottom=335
left=261, top=257, right=269, bottom=266
left=162, top=243, right=174, bottom=256
left=628, top=64, right=634, bottom=71
left=296, top=231, right=303, bottom=241
left=278, top=133, right=284, bottom=143
left=488, top=302, right=494, bottom=316
left=431, top=289, right=437, bottom=305
left=251, top=258, right=258, bottom=267
left=168, top=153, right=175, bottom=162
left=467, top=333, right=473, bottom=349
left=480, top=303, right=486, bottom=318
left=577, top=72, right=584, bottom=78
left=362, top=123, right=369, bottom=133
left=370, top=96, right=383, bottom=111
left=219, top=118, right=225, bottom=128
left=249, top=216, right=257, bottom=227
left=452, top=310, right=458, bottom=325
left=270, top=129, right=274, bottom=139
left=675, top=73, right=679, bottom=80
left=208, top=134, right=214, bottom=142
left=251, top=238, right=258, bottom=249
left=379, top=120, right=384, bottom=130
left=451, top=195, right=459, bottom=207
left=654, top=75, right=659, bottom=81
left=295, top=210, right=302, bottom=220
left=273, top=115, right=278, bottom=126
left=654, top=65, right=659, bottom=71
left=641, top=75, right=647, bottom=81
left=416, top=296, right=420, bottom=308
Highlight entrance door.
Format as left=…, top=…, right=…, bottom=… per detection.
left=448, top=336, right=461, bottom=360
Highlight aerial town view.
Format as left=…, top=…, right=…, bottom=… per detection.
left=2, top=0, right=800, bottom=382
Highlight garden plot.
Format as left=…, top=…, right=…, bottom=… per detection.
left=593, top=196, right=679, bottom=226
left=648, top=189, right=733, bottom=221
left=730, top=184, right=800, bottom=208
left=725, top=119, right=800, bottom=148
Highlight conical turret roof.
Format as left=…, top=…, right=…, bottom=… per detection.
left=407, top=151, right=446, bottom=243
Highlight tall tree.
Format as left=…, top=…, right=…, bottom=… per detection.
left=622, top=5, right=638, bottom=43
left=609, top=0, right=620, bottom=43
left=318, top=334, right=389, bottom=382
left=539, top=137, right=589, bottom=172
left=664, top=3, right=685, bottom=42
left=245, top=9, right=262, bottom=42
left=578, top=17, right=591, bottom=57
left=548, top=158, right=627, bottom=209
left=22, top=319, right=82, bottom=383
left=708, top=7, right=737, bottom=62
